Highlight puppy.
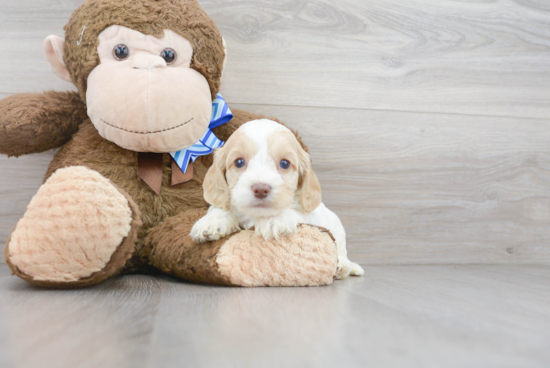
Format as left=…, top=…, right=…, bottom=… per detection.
left=190, top=119, right=364, bottom=279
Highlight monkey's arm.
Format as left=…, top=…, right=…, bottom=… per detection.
left=0, top=91, right=87, bottom=157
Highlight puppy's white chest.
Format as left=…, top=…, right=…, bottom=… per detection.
left=235, top=212, right=257, bottom=230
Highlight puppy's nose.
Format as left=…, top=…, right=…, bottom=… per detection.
left=252, top=184, right=271, bottom=199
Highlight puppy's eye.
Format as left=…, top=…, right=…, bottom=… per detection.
left=113, top=44, right=130, bottom=61
left=235, top=158, right=246, bottom=168
left=161, top=48, right=177, bottom=65
left=279, top=159, right=291, bottom=169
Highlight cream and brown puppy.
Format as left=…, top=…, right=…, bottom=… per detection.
left=190, top=119, right=364, bottom=279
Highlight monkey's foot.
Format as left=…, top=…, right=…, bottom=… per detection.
left=6, top=166, right=141, bottom=288
left=216, top=224, right=339, bottom=286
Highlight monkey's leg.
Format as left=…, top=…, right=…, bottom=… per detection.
left=5, top=166, right=141, bottom=288
left=146, top=210, right=338, bottom=287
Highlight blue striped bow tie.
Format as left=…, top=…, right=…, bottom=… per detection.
left=169, top=93, right=232, bottom=175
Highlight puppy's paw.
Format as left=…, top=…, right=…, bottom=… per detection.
left=335, top=256, right=352, bottom=280
left=190, top=209, right=240, bottom=243
left=190, top=218, right=238, bottom=243
left=350, top=262, right=364, bottom=276
left=255, top=210, right=301, bottom=240
left=335, top=257, right=364, bottom=279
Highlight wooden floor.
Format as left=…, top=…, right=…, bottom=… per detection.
left=0, top=264, right=548, bottom=368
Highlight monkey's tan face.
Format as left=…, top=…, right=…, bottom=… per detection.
left=86, top=25, right=213, bottom=152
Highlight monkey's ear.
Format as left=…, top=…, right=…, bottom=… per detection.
left=43, top=35, right=72, bottom=83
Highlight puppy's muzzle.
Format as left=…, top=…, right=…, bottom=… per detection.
left=252, top=183, right=271, bottom=199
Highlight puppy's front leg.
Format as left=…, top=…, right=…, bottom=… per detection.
left=190, top=206, right=241, bottom=243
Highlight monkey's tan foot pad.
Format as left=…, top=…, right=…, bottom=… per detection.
left=216, top=224, right=338, bottom=287
left=6, top=166, right=141, bottom=288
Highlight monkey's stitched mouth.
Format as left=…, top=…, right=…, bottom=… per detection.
left=100, top=117, right=194, bottom=135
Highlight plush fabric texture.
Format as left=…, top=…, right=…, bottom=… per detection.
left=64, top=0, right=226, bottom=101
left=6, top=181, right=142, bottom=289
left=145, top=209, right=235, bottom=285
left=216, top=225, right=338, bottom=287
left=86, top=25, right=213, bottom=152
left=7, top=166, right=137, bottom=283
left=0, top=91, right=87, bottom=157
left=87, top=64, right=212, bottom=152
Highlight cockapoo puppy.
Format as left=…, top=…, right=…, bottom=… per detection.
left=190, top=119, right=364, bottom=279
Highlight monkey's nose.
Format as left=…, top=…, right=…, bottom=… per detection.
left=132, top=54, right=167, bottom=70
left=252, top=184, right=271, bottom=199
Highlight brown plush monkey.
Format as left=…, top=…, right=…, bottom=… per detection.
left=0, top=0, right=338, bottom=288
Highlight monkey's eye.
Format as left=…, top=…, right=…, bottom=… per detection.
left=113, top=44, right=130, bottom=61
left=161, top=48, right=177, bottom=65
left=235, top=158, right=246, bottom=168
left=279, top=159, right=291, bottom=169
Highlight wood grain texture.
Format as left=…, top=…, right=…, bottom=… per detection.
left=0, top=265, right=160, bottom=368
left=206, top=0, right=550, bottom=118
left=0, top=264, right=549, bottom=368
left=0, top=0, right=77, bottom=95
left=0, top=153, right=55, bottom=264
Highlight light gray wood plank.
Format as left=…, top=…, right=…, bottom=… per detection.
left=0, top=265, right=160, bottom=368
left=231, top=103, right=550, bottom=265
left=3, top=264, right=547, bottom=368
left=0, top=152, right=56, bottom=263
left=0, top=1, right=549, bottom=118
left=0, top=0, right=78, bottom=95
left=205, top=0, right=550, bottom=118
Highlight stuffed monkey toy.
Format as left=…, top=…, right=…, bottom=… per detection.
left=0, top=0, right=338, bottom=288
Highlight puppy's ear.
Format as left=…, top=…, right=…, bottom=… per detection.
left=299, top=150, right=322, bottom=212
left=203, top=146, right=231, bottom=210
